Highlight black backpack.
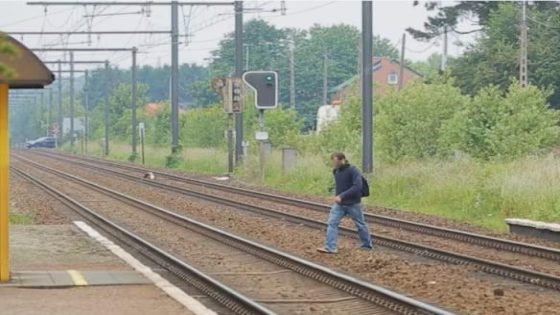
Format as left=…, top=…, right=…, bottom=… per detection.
left=361, top=176, right=370, bottom=197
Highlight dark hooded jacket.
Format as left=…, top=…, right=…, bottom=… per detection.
left=333, top=164, right=362, bottom=205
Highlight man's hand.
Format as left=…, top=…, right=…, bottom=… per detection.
left=334, top=196, right=342, bottom=204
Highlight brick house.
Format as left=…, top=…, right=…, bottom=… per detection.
left=330, top=57, right=422, bottom=104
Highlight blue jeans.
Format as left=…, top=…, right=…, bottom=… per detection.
left=325, top=203, right=372, bottom=251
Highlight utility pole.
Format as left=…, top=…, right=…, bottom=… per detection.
left=48, top=87, right=53, bottom=135
left=32, top=48, right=137, bottom=156
left=244, top=43, right=250, bottom=71
left=357, top=37, right=362, bottom=96
left=362, top=1, right=373, bottom=173
left=171, top=0, right=180, bottom=150
left=40, top=90, right=45, bottom=135
left=520, top=0, right=528, bottom=86
left=57, top=60, right=62, bottom=145
left=131, top=47, right=138, bottom=157
left=28, top=1, right=236, bottom=155
left=289, top=38, right=296, bottom=109
left=441, top=26, right=448, bottom=71
left=104, top=60, right=110, bottom=156
left=322, top=54, right=328, bottom=105
left=84, top=70, right=89, bottom=154
left=234, top=0, right=244, bottom=163
left=399, top=33, right=406, bottom=90
left=69, top=51, right=75, bottom=147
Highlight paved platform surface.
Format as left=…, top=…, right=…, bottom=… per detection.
left=2, top=224, right=194, bottom=315
left=3, top=270, right=151, bottom=287
left=0, top=286, right=191, bottom=315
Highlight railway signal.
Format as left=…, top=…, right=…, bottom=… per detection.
left=213, top=77, right=244, bottom=114
left=242, top=71, right=278, bottom=109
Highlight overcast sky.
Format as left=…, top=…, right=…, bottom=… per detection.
left=0, top=0, right=473, bottom=72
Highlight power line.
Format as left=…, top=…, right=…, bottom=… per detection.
left=405, top=39, right=438, bottom=54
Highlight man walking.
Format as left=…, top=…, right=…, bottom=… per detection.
left=317, top=152, right=373, bottom=254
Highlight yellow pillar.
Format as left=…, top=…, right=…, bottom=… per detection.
left=0, top=83, right=9, bottom=282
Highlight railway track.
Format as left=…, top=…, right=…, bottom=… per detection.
left=11, top=160, right=454, bottom=315
left=16, top=151, right=560, bottom=292
left=30, top=149, right=560, bottom=262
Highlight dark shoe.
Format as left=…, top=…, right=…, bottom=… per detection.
left=317, top=247, right=337, bottom=254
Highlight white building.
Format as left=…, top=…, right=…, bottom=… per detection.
left=316, top=105, right=340, bottom=133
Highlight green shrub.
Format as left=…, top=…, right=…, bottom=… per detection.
left=442, top=83, right=560, bottom=159
left=375, top=80, right=468, bottom=161
left=180, top=104, right=226, bottom=148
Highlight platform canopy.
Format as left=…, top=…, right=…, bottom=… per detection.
left=0, top=34, right=54, bottom=282
left=0, top=34, right=54, bottom=89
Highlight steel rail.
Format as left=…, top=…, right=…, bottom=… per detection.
left=10, top=166, right=276, bottom=315
left=15, top=152, right=560, bottom=292
left=12, top=157, right=455, bottom=315
left=32, top=150, right=560, bottom=262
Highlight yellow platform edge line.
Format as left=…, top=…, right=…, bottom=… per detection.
left=67, top=270, right=88, bottom=286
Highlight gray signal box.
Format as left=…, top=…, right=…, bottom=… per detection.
left=242, top=71, right=278, bottom=109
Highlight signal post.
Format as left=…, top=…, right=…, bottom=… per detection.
left=242, top=71, right=278, bottom=180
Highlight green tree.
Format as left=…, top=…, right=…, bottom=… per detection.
left=412, top=2, right=560, bottom=107
left=180, top=105, right=226, bottom=148
left=444, top=83, right=560, bottom=159
left=148, top=103, right=171, bottom=145
left=375, top=80, right=468, bottom=161
left=409, top=53, right=443, bottom=82
left=188, top=80, right=219, bottom=107
left=407, top=1, right=559, bottom=40
left=90, top=82, right=148, bottom=141
left=0, top=33, right=17, bottom=78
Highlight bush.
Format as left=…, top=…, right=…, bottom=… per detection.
left=442, top=83, right=560, bottom=159
left=292, top=96, right=362, bottom=158
left=180, top=104, right=226, bottom=148
left=375, top=80, right=468, bottom=161
left=148, top=104, right=171, bottom=145
left=243, top=102, right=304, bottom=149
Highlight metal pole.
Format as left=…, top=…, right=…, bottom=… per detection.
left=171, top=0, right=180, bottom=149
left=399, top=33, right=406, bottom=90
left=358, top=37, right=362, bottom=97
left=227, top=114, right=234, bottom=173
left=234, top=0, right=243, bottom=163
left=257, top=109, right=265, bottom=181
left=131, top=47, right=138, bottom=156
left=441, top=26, right=448, bottom=71
left=57, top=60, right=62, bottom=146
left=40, top=90, right=45, bottom=135
left=245, top=44, right=249, bottom=70
left=141, top=128, right=145, bottom=165
left=104, top=60, right=110, bottom=156
left=362, top=1, right=373, bottom=173
left=520, top=1, right=528, bottom=86
left=322, top=54, right=328, bottom=105
left=84, top=70, right=89, bottom=154
left=289, top=38, right=296, bottom=109
left=48, top=87, right=53, bottom=135
left=69, top=51, right=75, bottom=147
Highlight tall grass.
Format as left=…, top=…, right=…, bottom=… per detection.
left=242, top=152, right=560, bottom=231
left=76, top=141, right=228, bottom=175
left=66, top=141, right=560, bottom=231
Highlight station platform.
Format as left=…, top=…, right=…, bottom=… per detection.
left=5, top=270, right=150, bottom=288
left=0, top=224, right=196, bottom=315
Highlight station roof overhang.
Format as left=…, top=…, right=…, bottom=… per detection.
left=0, top=34, right=54, bottom=89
